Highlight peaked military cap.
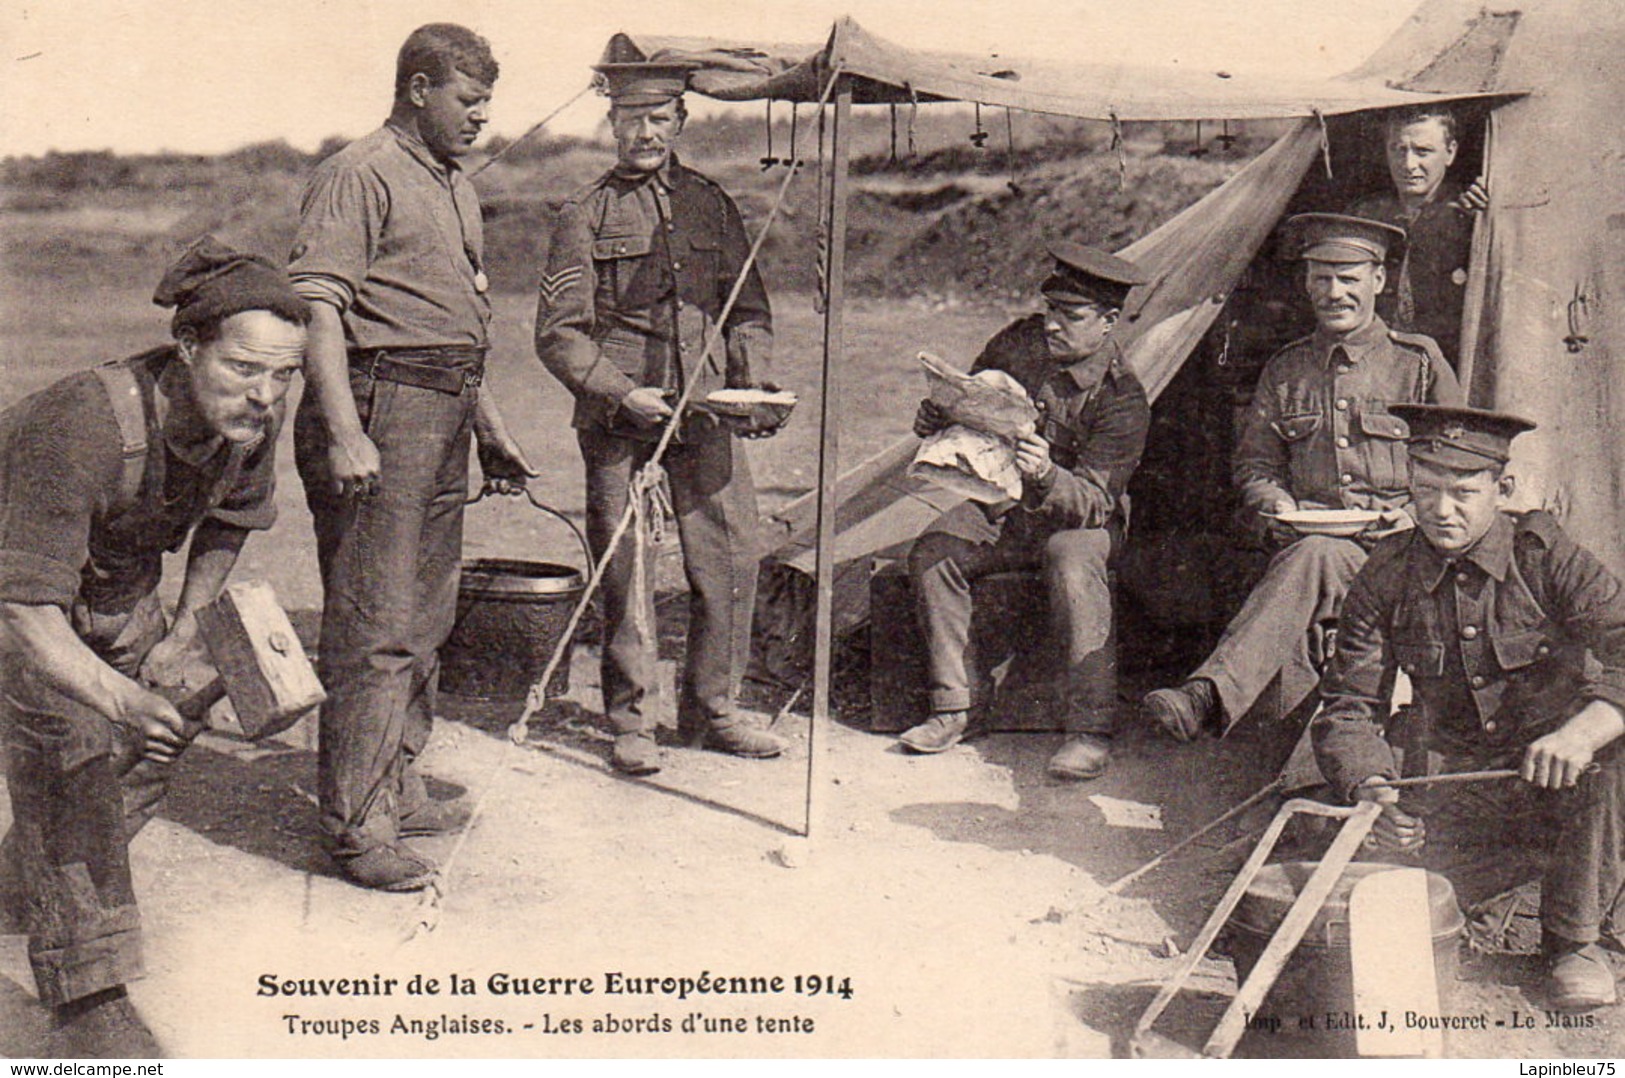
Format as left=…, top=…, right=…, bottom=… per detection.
left=593, top=61, right=698, bottom=106
left=1040, top=241, right=1148, bottom=308
left=1388, top=403, right=1536, bottom=470
left=1287, top=212, right=1407, bottom=264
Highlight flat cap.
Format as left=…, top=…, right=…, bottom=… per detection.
left=1388, top=403, right=1536, bottom=470
left=154, top=235, right=309, bottom=337
left=1040, top=241, right=1148, bottom=308
left=593, top=61, right=697, bottom=106
left=1287, top=212, right=1406, bottom=264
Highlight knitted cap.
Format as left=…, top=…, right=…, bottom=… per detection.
left=154, top=236, right=309, bottom=337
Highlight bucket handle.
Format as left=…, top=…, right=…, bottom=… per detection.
left=467, top=481, right=593, bottom=573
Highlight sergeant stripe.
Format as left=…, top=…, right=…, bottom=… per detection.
left=539, top=265, right=584, bottom=304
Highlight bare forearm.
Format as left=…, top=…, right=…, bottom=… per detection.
left=174, top=520, right=247, bottom=623
left=0, top=602, right=136, bottom=723
left=1557, top=699, right=1625, bottom=754
left=304, top=302, right=365, bottom=442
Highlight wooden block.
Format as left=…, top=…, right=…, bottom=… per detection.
left=194, top=581, right=325, bottom=740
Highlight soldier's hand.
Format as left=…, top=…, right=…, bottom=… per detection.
left=331, top=433, right=383, bottom=499
left=913, top=398, right=950, bottom=439
left=621, top=387, right=676, bottom=428
left=1262, top=497, right=1300, bottom=546
left=476, top=433, right=540, bottom=495
left=110, top=680, right=190, bottom=765
left=1015, top=431, right=1054, bottom=480
left=1459, top=176, right=1490, bottom=213
left=1522, top=729, right=1596, bottom=789
left=1354, top=776, right=1426, bottom=852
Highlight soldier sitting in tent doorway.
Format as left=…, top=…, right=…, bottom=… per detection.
left=902, top=243, right=1150, bottom=782
left=1143, top=214, right=1461, bottom=748
left=1347, top=105, right=1489, bottom=370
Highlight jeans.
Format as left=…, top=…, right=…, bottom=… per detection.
left=294, top=371, right=474, bottom=856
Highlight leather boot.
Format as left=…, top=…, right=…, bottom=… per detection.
left=898, top=711, right=970, bottom=754
left=1545, top=934, right=1618, bottom=1011
left=398, top=797, right=473, bottom=838
left=337, top=843, right=437, bottom=892
left=704, top=715, right=788, bottom=759
left=1047, top=734, right=1111, bottom=780
left=48, top=987, right=161, bottom=1059
left=1143, top=678, right=1219, bottom=742
left=611, top=732, right=662, bottom=776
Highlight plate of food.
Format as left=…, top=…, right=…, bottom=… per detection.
left=703, top=387, right=800, bottom=416
left=1262, top=508, right=1384, bottom=537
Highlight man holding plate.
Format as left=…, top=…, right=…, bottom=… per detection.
left=1144, top=214, right=1461, bottom=742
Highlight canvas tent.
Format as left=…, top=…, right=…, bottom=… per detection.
left=599, top=0, right=1621, bottom=722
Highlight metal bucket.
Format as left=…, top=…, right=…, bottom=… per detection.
left=1225, top=861, right=1464, bottom=1052
left=441, top=487, right=592, bottom=701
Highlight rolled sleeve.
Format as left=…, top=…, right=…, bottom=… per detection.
left=289, top=162, right=384, bottom=303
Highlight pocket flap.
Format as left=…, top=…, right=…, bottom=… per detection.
left=1272, top=413, right=1321, bottom=442
left=1392, top=640, right=1446, bottom=677
left=1492, top=628, right=1549, bottom=671
left=1359, top=409, right=1410, bottom=440
left=592, top=235, right=654, bottom=260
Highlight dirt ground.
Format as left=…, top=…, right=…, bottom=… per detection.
left=1, top=275, right=1621, bottom=1059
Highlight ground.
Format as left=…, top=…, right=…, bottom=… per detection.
left=2, top=243, right=1621, bottom=1060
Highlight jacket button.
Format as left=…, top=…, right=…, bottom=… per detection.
left=1340, top=473, right=1354, bottom=485
left=1537, top=644, right=1550, bottom=656
left=672, top=261, right=683, bottom=271
left=1484, top=720, right=1498, bottom=732
left=1471, top=675, right=1486, bottom=688
left=1336, top=436, right=1350, bottom=449
left=1335, top=398, right=1349, bottom=411
left=1457, top=571, right=1470, bottom=584
left=1461, top=625, right=1478, bottom=639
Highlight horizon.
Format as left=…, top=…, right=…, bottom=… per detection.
left=1, top=0, right=1421, bottom=158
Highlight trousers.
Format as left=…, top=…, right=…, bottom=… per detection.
left=1406, top=745, right=1625, bottom=945
left=1196, top=534, right=1366, bottom=732
left=1, top=592, right=202, bottom=1006
left=294, top=371, right=474, bottom=855
left=908, top=502, right=1116, bottom=734
left=578, top=420, right=759, bottom=736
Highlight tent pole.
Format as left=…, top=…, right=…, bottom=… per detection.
left=807, top=76, right=852, bottom=839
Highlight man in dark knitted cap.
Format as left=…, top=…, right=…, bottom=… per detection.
left=1315, top=405, right=1625, bottom=1013
left=0, top=236, right=309, bottom=1057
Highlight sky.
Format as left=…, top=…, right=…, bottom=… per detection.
left=1, top=0, right=1424, bottom=157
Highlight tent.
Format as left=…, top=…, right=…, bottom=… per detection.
left=598, top=0, right=1621, bottom=725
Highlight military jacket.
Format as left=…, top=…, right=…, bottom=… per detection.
left=1314, top=511, right=1625, bottom=799
left=1234, top=316, right=1461, bottom=515
left=1348, top=183, right=1475, bottom=369
left=534, top=156, right=772, bottom=433
left=968, top=315, right=1150, bottom=531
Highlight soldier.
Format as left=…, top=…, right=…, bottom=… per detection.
left=289, top=23, right=536, bottom=891
left=534, top=61, right=790, bottom=776
left=1347, top=106, right=1488, bottom=369
left=0, top=240, right=309, bottom=1056
left=1144, top=214, right=1462, bottom=744
left=903, top=243, right=1150, bottom=781
left=1315, top=405, right=1625, bottom=1012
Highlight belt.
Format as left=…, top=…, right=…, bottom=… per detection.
left=349, top=346, right=487, bottom=394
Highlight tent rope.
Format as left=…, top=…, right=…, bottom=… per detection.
left=761, top=99, right=779, bottom=170
left=1004, top=107, right=1021, bottom=195
left=815, top=99, right=830, bottom=314
left=401, top=61, right=847, bottom=945
left=471, top=83, right=593, bottom=177
left=1110, top=110, right=1126, bottom=190
left=907, top=84, right=919, bottom=156
left=1312, top=108, right=1334, bottom=178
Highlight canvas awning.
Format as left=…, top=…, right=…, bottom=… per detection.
left=602, top=17, right=1517, bottom=122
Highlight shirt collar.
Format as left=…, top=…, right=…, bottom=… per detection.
left=1060, top=337, right=1122, bottom=392
left=1418, top=511, right=1516, bottom=591
left=1313, top=315, right=1387, bottom=368
left=385, top=119, right=460, bottom=182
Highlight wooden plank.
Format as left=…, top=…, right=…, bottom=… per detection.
left=1350, top=868, right=1444, bottom=1058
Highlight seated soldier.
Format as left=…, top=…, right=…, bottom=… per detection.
left=903, top=243, right=1150, bottom=781
left=1144, top=214, right=1461, bottom=744
left=0, top=240, right=309, bottom=1056
left=1315, top=405, right=1625, bottom=1013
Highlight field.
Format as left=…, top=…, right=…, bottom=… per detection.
left=0, top=128, right=1618, bottom=1059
